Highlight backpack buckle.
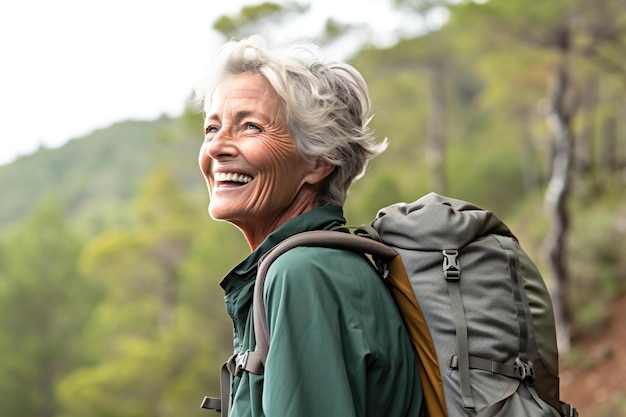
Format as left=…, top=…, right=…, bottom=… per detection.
left=513, top=357, right=535, bottom=381
left=226, top=351, right=250, bottom=377
left=562, top=402, right=578, bottom=417
left=200, top=396, right=221, bottom=411
left=442, top=249, right=460, bottom=280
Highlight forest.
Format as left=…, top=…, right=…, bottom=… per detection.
left=0, top=0, right=625, bottom=416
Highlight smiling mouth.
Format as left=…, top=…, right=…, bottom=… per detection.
left=214, top=172, right=253, bottom=185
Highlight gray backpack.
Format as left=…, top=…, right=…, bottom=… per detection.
left=202, top=193, right=577, bottom=417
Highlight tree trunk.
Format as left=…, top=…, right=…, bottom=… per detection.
left=544, top=59, right=574, bottom=353
left=426, top=61, right=447, bottom=194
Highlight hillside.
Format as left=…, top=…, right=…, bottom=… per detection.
left=560, top=294, right=626, bottom=415
left=0, top=114, right=205, bottom=235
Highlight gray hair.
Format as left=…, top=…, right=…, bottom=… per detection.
left=196, top=35, right=387, bottom=207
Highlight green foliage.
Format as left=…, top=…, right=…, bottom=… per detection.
left=57, top=328, right=221, bottom=417
left=213, top=2, right=308, bottom=39
left=0, top=199, right=100, bottom=417
left=215, top=2, right=281, bottom=31
left=566, top=191, right=626, bottom=332
left=446, top=122, right=528, bottom=213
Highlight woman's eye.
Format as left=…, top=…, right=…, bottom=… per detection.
left=244, top=122, right=261, bottom=132
left=205, top=125, right=219, bottom=136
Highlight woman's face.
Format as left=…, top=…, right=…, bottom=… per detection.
left=199, top=72, right=329, bottom=249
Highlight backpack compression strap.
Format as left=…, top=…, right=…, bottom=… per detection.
left=442, top=248, right=476, bottom=409
left=442, top=236, right=549, bottom=412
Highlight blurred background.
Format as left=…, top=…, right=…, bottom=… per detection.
left=1, top=0, right=625, bottom=415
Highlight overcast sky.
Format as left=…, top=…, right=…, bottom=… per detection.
left=0, top=0, right=429, bottom=166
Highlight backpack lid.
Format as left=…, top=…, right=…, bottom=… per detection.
left=374, top=192, right=513, bottom=251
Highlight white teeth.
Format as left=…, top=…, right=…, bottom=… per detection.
left=214, top=172, right=253, bottom=184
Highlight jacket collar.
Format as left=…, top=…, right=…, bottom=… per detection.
left=220, top=205, right=346, bottom=292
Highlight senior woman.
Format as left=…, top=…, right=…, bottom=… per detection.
left=198, top=36, right=424, bottom=417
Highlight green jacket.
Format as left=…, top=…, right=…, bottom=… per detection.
left=220, top=205, right=424, bottom=417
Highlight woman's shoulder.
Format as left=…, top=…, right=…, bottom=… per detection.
left=265, top=244, right=379, bottom=291
left=269, top=244, right=369, bottom=271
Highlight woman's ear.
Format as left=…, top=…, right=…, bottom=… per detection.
left=303, top=160, right=335, bottom=185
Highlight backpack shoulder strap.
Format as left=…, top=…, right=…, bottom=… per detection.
left=250, top=230, right=398, bottom=369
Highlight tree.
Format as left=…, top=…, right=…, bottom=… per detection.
left=0, top=199, right=99, bottom=417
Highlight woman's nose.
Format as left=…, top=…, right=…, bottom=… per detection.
left=205, top=126, right=238, bottom=160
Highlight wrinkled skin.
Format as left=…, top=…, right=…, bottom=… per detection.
left=198, top=73, right=333, bottom=250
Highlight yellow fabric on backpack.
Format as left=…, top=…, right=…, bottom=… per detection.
left=387, top=256, right=448, bottom=417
